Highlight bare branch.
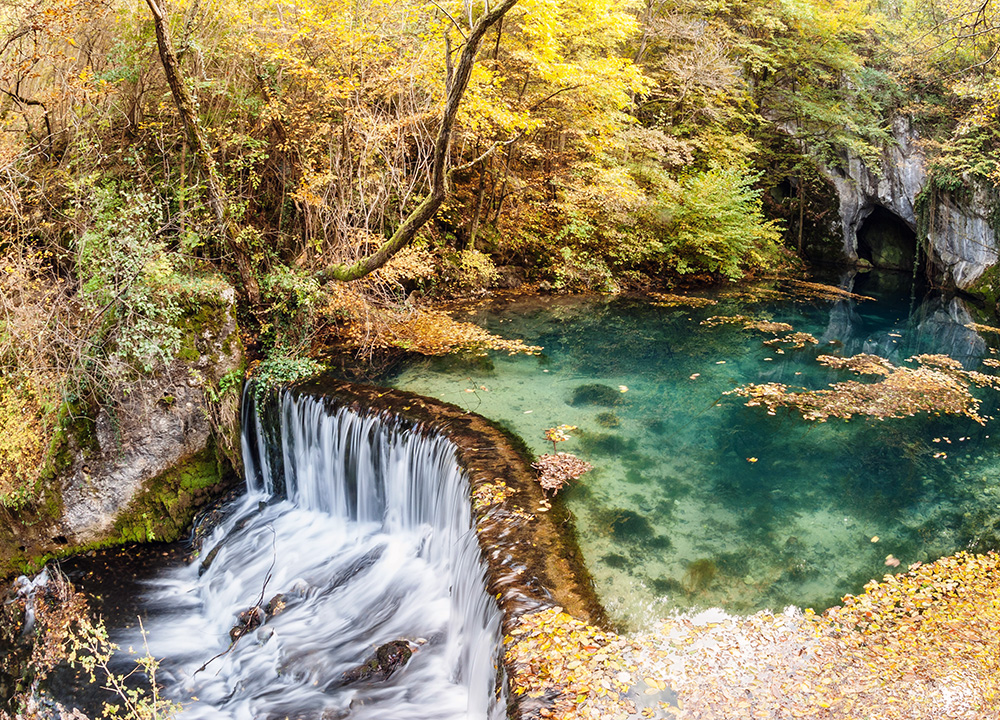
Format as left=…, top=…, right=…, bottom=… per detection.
left=429, top=0, right=468, bottom=41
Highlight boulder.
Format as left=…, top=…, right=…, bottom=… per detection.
left=341, top=640, right=414, bottom=684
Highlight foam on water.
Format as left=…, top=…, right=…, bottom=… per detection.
left=122, top=389, right=505, bottom=720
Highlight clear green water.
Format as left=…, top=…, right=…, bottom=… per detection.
left=388, top=272, right=1000, bottom=629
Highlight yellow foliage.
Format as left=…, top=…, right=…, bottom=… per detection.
left=376, top=308, right=542, bottom=356
left=0, top=376, right=58, bottom=507
left=647, top=292, right=718, bottom=308
left=508, top=552, right=1000, bottom=719
left=323, top=284, right=541, bottom=357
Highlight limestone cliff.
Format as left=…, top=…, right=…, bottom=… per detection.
left=823, top=116, right=999, bottom=289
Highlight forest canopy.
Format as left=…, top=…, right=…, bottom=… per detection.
left=4, top=0, right=1000, bottom=506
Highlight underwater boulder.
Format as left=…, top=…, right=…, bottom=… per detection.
left=570, top=384, right=622, bottom=407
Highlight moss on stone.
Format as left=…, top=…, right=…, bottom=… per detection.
left=112, top=443, right=231, bottom=544
left=968, top=262, right=1000, bottom=316
left=172, top=278, right=241, bottom=375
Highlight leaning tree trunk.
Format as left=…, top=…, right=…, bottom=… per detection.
left=144, top=0, right=260, bottom=304
left=315, top=0, right=519, bottom=284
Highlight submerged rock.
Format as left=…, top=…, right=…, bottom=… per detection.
left=341, top=640, right=414, bottom=684
left=570, top=384, right=622, bottom=407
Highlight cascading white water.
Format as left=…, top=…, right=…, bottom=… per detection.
left=125, top=387, right=507, bottom=720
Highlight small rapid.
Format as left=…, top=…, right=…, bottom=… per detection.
left=121, top=387, right=506, bottom=720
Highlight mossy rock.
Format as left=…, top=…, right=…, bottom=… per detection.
left=968, top=262, right=1000, bottom=317
left=595, top=412, right=620, bottom=428
left=570, top=384, right=622, bottom=407
left=684, top=558, right=718, bottom=592
left=595, top=507, right=654, bottom=541
left=112, top=443, right=234, bottom=544
left=578, top=432, right=637, bottom=457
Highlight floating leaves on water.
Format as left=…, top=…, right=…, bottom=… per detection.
left=532, top=452, right=593, bottom=495
left=884, top=554, right=901, bottom=567
left=648, top=292, right=717, bottom=308
left=820, top=353, right=895, bottom=376
left=508, top=552, right=1000, bottom=719
left=730, top=353, right=998, bottom=424
left=505, top=607, right=640, bottom=720
left=544, top=424, right=578, bottom=453
left=544, top=425, right=577, bottom=445
left=719, top=279, right=874, bottom=304
left=701, top=315, right=817, bottom=350
left=782, top=279, right=875, bottom=302
left=357, top=307, right=542, bottom=356
left=701, top=314, right=754, bottom=329
left=966, top=321, right=1000, bottom=335
left=762, top=331, right=819, bottom=349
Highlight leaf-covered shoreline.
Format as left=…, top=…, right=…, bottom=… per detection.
left=507, top=552, right=1000, bottom=719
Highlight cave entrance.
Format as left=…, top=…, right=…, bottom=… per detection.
left=856, top=206, right=922, bottom=274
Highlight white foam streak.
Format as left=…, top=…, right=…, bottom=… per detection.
left=128, top=388, right=505, bottom=720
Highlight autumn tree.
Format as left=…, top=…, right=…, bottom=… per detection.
left=314, top=0, right=519, bottom=282
left=144, top=0, right=261, bottom=301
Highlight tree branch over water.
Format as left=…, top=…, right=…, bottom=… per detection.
left=315, top=0, right=519, bottom=284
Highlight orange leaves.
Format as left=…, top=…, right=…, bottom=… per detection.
left=648, top=292, right=718, bottom=309
left=382, top=308, right=542, bottom=356
left=731, top=352, right=998, bottom=424
left=506, top=607, right=640, bottom=720
left=328, top=291, right=542, bottom=357
left=699, top=314, right=818, bottom=348
left=508, top=553, right=1000, bottom=719
left=531, top=452, right=592, bottom=495
left=471, top=480, right=515, bottom=511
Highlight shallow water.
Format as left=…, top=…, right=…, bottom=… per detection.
left=389, top=272, right=1000, bottom=629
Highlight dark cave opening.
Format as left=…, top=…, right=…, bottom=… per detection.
left=856, top=206, right=923, bottom=274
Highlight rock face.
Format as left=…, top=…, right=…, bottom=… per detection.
left=57, top=286, right=242, bottom=546
left=823, top=116, right=999, bottom=289
left=821, top=272, right=987, bottom=366
left=0, top=284, right=242, bottom=576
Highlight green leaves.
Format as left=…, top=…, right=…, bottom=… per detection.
left=657, top=164, right=784, bottom=280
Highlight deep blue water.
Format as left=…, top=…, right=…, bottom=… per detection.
left=390, top=272, right=1000, bottom=628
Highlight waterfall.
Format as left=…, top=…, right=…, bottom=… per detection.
left=127, top=386, right=507, bottom=720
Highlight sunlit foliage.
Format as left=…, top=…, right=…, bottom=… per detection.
left=506, top=552, right=1000, bottom=719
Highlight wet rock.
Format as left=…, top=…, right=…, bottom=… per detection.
left=229, top=606, right=264, bottom=642
left=198, top=544, right=221, bottom=576
left=256, top=626, right=275, bottom=645
left=341, top=640, right=414, bottom=684
left=265, top=594, right=287, bottom=619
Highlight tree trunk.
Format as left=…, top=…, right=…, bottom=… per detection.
left=144, top=0, right=260, bottom=304
left=316, top=0, right=519, bottom=284
left=797, top=175, right=805, bottom=256
left=467, top=160, right=488, bottom=250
